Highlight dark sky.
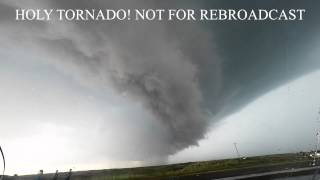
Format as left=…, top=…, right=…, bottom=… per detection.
left=196, top=0, right=320, bottom=118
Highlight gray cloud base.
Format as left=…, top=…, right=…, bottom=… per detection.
left=1, top=0, right=320, bottom=164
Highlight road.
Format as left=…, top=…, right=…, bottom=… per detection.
left=214, top=166, right=320, bottom=179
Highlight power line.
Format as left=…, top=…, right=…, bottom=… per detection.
left=0, top=146, right=5, bottom=180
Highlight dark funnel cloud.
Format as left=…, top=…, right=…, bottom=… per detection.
left=1, top=0, right=320, bottom=163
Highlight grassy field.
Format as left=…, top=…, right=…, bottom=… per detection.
left=8, top=152, right=315, bottom=180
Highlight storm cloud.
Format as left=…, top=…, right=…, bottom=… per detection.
left=1, top=0, right=320, bottom=169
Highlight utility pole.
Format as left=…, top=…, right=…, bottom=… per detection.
left=52, top=170, right=58, bottom=180
left=233, top=142, right=241, bottom=159
left=65, top=169, right=72, bottom=180
left=313, top=108, right=320, bottom=166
